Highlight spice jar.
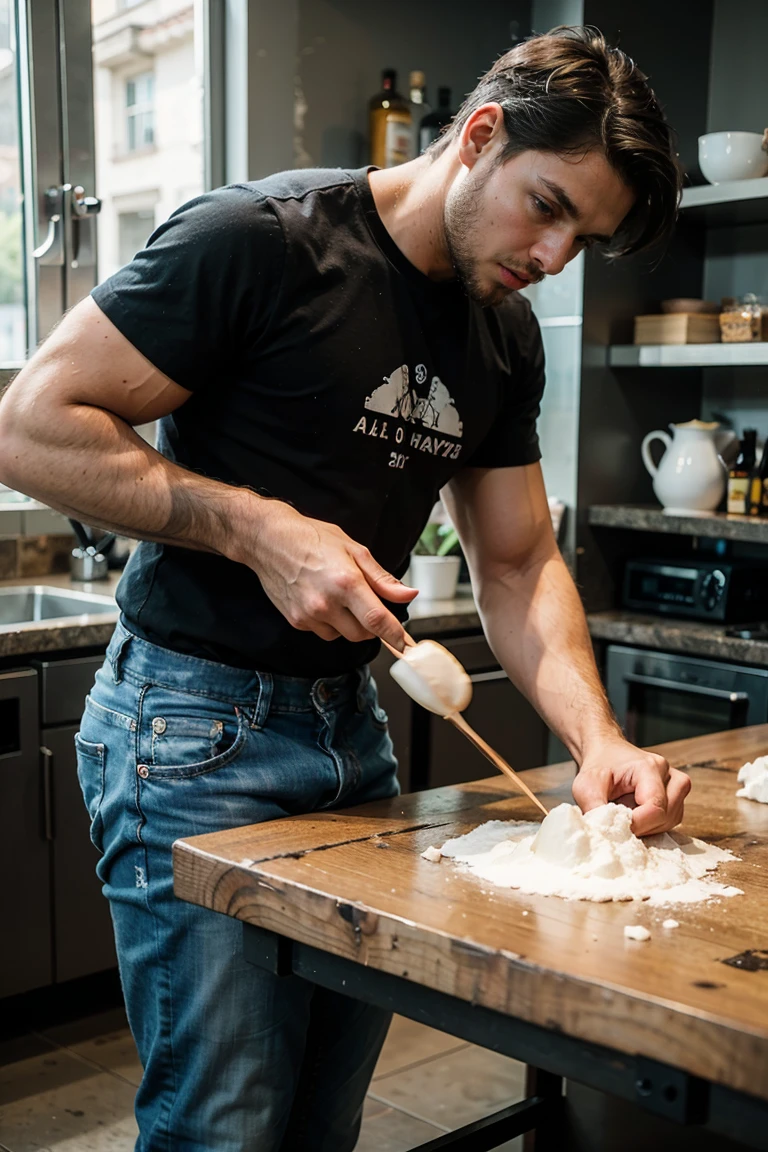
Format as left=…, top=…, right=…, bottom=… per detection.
left=719, top=294, right=762, bottom=342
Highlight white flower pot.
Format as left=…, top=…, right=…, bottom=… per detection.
left=409, top=555, right=461, bottom=600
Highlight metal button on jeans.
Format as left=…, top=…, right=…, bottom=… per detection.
left=152, top=717, right=167, bottom=735
left=137, top=764, right=150, bottom=778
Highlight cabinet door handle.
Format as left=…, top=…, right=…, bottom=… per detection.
left=469, top=669, right=509, bottom=685
left=40, top=746, right=54, bottom=841
left=624, top=672, right=749, bottom=703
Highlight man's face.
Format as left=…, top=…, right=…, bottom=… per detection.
left=443, top=148, right=636, bottom=307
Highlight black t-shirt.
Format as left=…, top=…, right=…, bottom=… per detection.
left=92, top=168, right=545, bottom=675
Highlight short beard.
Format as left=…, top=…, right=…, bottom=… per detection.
left=443, top=168, right=506, bottom=308
left=443, top=166, right=541, bottom=307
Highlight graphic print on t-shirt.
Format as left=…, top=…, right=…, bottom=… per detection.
left=364, top=363, right=463, bottom=436
left=351, top=363, right=464, bottom=471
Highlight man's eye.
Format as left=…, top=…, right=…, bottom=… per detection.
left=532, top=196, right=553, bottom=217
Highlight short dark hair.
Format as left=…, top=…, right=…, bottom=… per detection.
left=430, top=26, right=681, bottom=258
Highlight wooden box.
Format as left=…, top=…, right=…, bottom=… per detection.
left=633, top=313, right=721, bottom=345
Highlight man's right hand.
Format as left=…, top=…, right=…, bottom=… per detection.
left=240, top=498, right=417, bottom=647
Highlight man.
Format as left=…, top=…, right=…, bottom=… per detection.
left=0, top=24, right=690, bottom=1152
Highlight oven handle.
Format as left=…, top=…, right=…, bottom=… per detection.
left=624, top=672, right=749, bottom=703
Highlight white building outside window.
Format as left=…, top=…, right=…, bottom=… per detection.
left=92, top=0, right=204, bottom=282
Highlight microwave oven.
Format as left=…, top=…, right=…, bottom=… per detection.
left=622, top=558, right=768, bottom=623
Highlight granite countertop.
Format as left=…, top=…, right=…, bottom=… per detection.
left=0, top=570, right=122, bottom=659
left=406, top=585, right=481, bottom=637
left=3, top=565, right=766, bottom=671
left=0, top=572, right=482, bottom=659
left=5, top=565, right=768, bottom=670
left=588, top=609, right=768, bottom=667
left=588, top=503, right=768, bottom=543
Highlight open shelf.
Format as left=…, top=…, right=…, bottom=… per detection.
left=608, top=343, right=768, bottom=367
left=588, top=504, right=768, bottom=543
left=680, top=178, right=768, bottom=226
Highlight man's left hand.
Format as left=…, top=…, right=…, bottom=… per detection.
left=572, top=738, right=692, bottom=836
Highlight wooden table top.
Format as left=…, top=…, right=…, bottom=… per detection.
left=173, top=725, right=768, bottom=1100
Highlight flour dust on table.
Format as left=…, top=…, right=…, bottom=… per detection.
left=437, top=803, right=742, bottom=905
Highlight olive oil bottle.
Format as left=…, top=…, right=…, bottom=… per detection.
left=369, top=69, right=412, bottom=168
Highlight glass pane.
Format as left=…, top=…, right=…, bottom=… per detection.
left=118, top=207, right=154, bottom=265
left=0, top=0, right=26, bottom=362
left=92, top=0, right=205, bottom=283
left=629, top=684, right=740, bottom=747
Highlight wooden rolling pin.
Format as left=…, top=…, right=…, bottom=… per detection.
left=382, top=635, right=548, bottom=818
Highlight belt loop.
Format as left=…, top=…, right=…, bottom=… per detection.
left=252, top=672, right=273, bottom=729
left=109, top=626, right=131, bottom=684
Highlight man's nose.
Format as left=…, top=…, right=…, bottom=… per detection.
left=529, top=232, right=574, bottom=277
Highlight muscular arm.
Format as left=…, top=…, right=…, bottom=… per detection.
left=443, top=463, right=690, bottom=833
left=0, top=297, right=415, bottom=645
left=0, top=297, right=245, bottom=550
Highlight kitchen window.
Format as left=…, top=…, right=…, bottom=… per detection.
left=125, top=70, right=154, bottom=152
left=1, top=0, right=222, bottom=372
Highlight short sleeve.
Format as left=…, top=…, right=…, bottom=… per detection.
left=90, top=185, right=285, bottom=391
left=463, top=299, right=545, bottom=469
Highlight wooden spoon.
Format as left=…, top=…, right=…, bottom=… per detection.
left=382, top=637, right=548, bottom=817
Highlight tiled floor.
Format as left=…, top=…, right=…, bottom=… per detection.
left=0, top=1009, right=525, bottom=1151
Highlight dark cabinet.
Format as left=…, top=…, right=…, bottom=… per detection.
left=0, top=668, right=50, bottom=997
left=371, top=632, right=548, bottom=793
left=34, top=654, right=114, bottom=985
left=0, top=651, right=113, bottom=1000
left=44, top=723, right=116, bottom=983
left=426, top=636, right=548, bottom=789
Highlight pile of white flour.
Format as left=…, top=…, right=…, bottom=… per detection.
left=737, top=755, right=768, bottom=803
left=437, top=803, right=742, bottom=905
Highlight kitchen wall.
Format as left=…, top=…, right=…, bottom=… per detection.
left=295, top=0, right=530, bottom=170
left=238, top=0, right=532, bottom=180
left=701, top=0, right=768, bottom=439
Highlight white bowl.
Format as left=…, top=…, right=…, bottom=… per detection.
left=698, top=131, right=768, bottom=184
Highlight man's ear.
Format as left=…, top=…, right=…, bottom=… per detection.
left=457, top=103, right=506, bottom=169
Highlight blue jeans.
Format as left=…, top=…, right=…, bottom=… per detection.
left=76, top=619, right=399, bottom=1152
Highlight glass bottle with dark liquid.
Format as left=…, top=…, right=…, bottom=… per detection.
left=369, top=69, right=412, bottom=168
left=419, top=87, right=454, bottom=153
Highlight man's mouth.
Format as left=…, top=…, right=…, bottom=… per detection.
left=498, top=264, right=532, bottom=290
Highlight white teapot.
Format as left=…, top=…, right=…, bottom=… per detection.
left=641, top=419, right=732, bottom=515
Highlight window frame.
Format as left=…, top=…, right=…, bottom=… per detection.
left=4, top=0, right=223, bottom=369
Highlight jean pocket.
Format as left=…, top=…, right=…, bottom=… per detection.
left=140, top=689, right=249, bottom=779
left=75, top=732, right=106, bottom=853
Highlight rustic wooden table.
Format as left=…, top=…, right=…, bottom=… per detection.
left=173, top=725, right=768, bottom=1152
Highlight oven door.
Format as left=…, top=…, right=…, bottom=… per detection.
left=605, top=644, right=768, bottom=747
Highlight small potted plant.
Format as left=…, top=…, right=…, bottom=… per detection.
left=409, top=513, right=462, bottom=600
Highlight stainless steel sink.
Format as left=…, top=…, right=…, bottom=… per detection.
left=0, top=585, right=118, bottom=627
